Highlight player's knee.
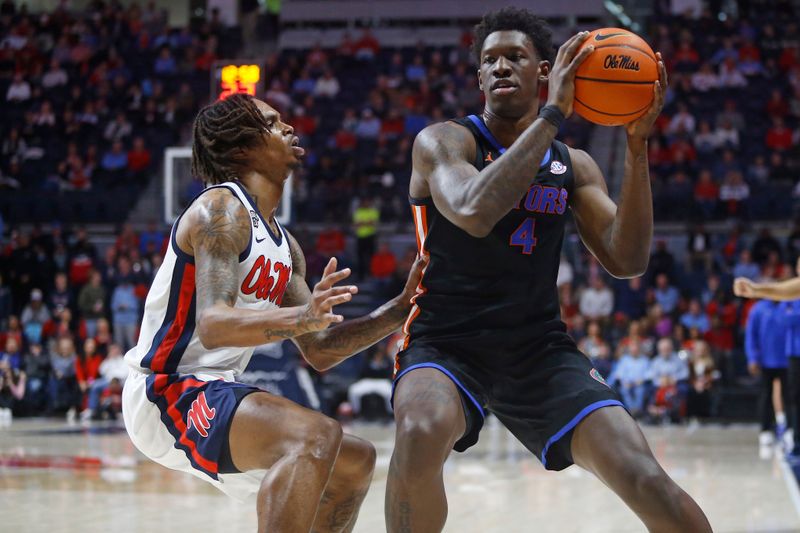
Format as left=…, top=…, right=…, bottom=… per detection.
left=296, top=417, right=343, bottom=467
left=394, top=410, right=456, bottom=473
left=627, top=462, right=681, bottom=509
left=353, top=439, right=377, bottom=481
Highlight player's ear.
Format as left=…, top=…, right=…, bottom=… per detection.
left=538, top=60, right=551, bottom=83
left=477, top=68, right=484, bottom=91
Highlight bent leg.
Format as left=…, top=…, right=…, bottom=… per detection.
left=386, top=368, right=467, bottom=533
left=571, top=406, right=711, bottom=533
left=228, top=392, right=344, bottom=533
left=312, top=434, right=376, bottom=533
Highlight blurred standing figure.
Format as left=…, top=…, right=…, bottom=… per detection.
left=353, top=197, right=379, bottom=280
left=745, top=299, right=789, bottom=447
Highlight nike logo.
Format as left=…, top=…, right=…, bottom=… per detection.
left=255, top=236, right=267, bottom=243
left=594, top=32, right=626, bottom=41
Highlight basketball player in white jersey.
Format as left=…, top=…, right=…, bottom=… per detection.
left=122, top=93, right=425, bottom=533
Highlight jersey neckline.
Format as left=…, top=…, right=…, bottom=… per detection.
left=233, top=182, right=285, bottom=247
left=467, top=114, right=552, bottom=168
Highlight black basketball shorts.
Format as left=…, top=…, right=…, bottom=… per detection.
left=392, top=337, right=624, bottom=471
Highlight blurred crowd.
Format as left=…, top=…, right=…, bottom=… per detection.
left=1, top=1, right=800, bottom=424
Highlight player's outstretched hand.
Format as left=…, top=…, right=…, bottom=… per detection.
left=302, top=257, right=358, bottom=332
left=733, top=277, right=755, bottom=298
left=545, top=31, right=593, bottom=118
left=398, top=254, right=429, bottom=308
left=626, top=51, right=668, bottom=140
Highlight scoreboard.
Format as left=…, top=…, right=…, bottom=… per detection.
left=211, top=61, right=264, bottom=100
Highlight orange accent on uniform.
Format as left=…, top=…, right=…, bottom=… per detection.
left=484, top=152, right=494, bottom=162
left=401, top=204, right=429, bottom=351
left=153, top=374, right=219, bottom=474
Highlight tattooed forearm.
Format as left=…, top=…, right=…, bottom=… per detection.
left=297, top=296, right=408, bottom=370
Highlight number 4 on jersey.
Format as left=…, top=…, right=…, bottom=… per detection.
left=510, top=217, right=538, bottom=255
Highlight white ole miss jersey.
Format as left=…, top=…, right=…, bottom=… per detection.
left=125, top=181, right=293, bottom=376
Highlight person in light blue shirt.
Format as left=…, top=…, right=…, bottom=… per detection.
left=111, top=275, right=139, bottom=351
left=746, top=299, right=789, bottom=442
left=610, top=340, right=651, bottom=416
left=680, top=299, right=711, bottom=334
left=648, top=338, right=690, bottom=420
left=653, top=273, right=680, bottom=314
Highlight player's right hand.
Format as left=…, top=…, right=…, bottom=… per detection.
left=545, top=31, right=593, bottom=117
left=302, top=257, right=358, bottom=332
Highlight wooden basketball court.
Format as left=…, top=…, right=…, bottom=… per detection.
left=1, top=417, right=798, bottom=532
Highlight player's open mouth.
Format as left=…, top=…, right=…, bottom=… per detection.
left=291, top=136, right=305, bottom=157
left=491, top=80, right=518, bottom=95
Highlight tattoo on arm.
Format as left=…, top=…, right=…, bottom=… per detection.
left=191, top=190, right=251, bottom=313
left=281, top=229, right=408, bottom=366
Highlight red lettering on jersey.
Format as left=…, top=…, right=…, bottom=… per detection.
left=241, top=256, right=293, bottom=303
left=186, top=391, right=216, bottom=438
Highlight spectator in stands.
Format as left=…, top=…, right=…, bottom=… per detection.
left=153, top=46, right=177, bottom=75
left=615, top=277, right=647, bottom=320
left=75, top=337, right=102, bottom=411
left=733, top=249, right=760, bottom=280
left=610, top=340, right=650, bottom=417
left=347, top=342, right=394, bottom=420
left=49, top=272, right=71, bottom=315
left=653, top=274, right=680, bottom=315
left=715, top=100, right=745, bottom=131
left=111, top=272, right=139, bottom=351
left=681, top=299, right=711, bottom=334
left=579, top=276, right=614, bottom=322
left=647, top=337, right=689, bottom=422
left=667, top=102, right=696, bottom=136
left=22, top=343, right=49, bottom=414
left=0, top=357, right=25, bottom=422
left=693, top=170, right=719, bottom=219
left=313, top=70, right=340, bottom=99
left=370, top=242, right=397, bottom=281
left=127, top=136, right=152, bottom=180
left=104, top=112, right=133, bottom=143
left=82, top=343, right=127, bottom=420
left=355, top=108, right=381, bottom=140
left=48, top=336, right=78, bottom=419
left=719, top=170, right=750, bottom=217
left=690, top=62, right=719, bottom=92
left=578, top=321, right=611, bottom=363
left=686, top=340, right=719, bottom=419
left=6, top=72, right=31, bottom=102
left=20, top=289, right=50, bottom=345
left=101, top=140, right=129, bottom=179
left=765, top=116, right=794, bottom=151
left=1, top=336, right=23, bottom=371
left=354, top=28, right=380, bottom=60
left=752, top=228, right=783, bottom=267
left=0, top=274, right=11, bottom=329
left=353, top=197, right=379, bottom=280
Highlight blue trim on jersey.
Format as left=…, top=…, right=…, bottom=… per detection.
left=235, top=182, right=284, bottom=247
left=540, top=399, right=624, bottom=468
left=145, top=373, right=219, bottom=480
left=392, top=362, right=485, bottom=418
left=170, top=184, right=252, bottom=263
left=467, top=114, right=551, bottom=167
left=141, top=254, right=197, bottom=370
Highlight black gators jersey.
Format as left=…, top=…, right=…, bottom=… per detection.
left=402, top=114, right=576, bottom=358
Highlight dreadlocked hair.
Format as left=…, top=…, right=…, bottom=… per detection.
left=472, top=7, right=555, bottom=65
left=191, top=93, right=271, bottom=185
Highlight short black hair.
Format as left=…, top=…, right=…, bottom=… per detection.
left=191, top=93, right=271, bottom=185
left=472, top=7, right=555, bottom=64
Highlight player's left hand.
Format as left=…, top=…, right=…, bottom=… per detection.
left=399, top=254, right=429, bottom=308
left=733, top=277, right=756, bottom=298
left=625, top=52, right=668, bottom=141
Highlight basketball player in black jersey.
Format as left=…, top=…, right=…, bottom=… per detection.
left=386, top=8, right=711, bottom=532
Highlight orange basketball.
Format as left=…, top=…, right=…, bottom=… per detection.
left=573, top=28, right=659, bottom=126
